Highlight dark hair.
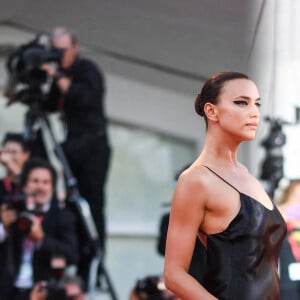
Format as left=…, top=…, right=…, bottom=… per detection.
left=195, top=72, right=250, bottom=126
left=19, top=158, right=57, bottom=188
left=1, top=132, right=30, bottom=152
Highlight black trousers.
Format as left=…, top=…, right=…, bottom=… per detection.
left=66, top=137, right=111, bottom=251
left=63, top=135, right=111, bottom=288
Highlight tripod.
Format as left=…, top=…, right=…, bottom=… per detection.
left=24, top=106, right=118, bottom=300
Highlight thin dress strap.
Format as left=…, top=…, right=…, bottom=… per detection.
left=202, top=165, right=240, bottom=193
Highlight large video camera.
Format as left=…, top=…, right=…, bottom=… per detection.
left=5, top=33, right=64, bottom=105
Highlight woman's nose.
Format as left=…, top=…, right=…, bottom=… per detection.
left=250, top=103, right=260, bottom=118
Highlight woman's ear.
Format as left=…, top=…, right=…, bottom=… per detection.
left=204, top=102, right=218, bottom=122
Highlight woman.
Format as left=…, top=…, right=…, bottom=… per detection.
left=164, top=72, right=287, bottom=300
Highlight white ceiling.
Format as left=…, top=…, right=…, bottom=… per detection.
left=0, top=0, right=265, bottom=95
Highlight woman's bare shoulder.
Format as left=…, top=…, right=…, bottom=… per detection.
left=174, top=164, right=214, bottom=203
left=177, top=163, right=206, bottom=183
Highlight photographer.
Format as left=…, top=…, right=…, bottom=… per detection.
left=0, top=158, right=78, bottom=300
left=30, top=275, right=85, bottom=300
left=0, top=133, right=31, bottom=204
left=43, top=27, right=111, bottom=257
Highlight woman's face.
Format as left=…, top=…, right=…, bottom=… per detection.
left=213, top=78, right=261, bottom=141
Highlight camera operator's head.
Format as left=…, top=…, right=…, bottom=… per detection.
left=20, top=158, right=57, bottom=209
left=0, top=132, right=31, bottom=179
left=51, top=27, right=78, bottom=70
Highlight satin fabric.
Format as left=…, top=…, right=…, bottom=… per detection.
left=201, top=167, right=286, bottom=300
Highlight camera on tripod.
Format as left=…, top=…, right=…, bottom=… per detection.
left=4, top=33, right=66, bottom=143
left=5, top=33, right=64, bottom=106
left=3, top=193, right=36, bottom=233
left=259, top=116, right=292, bottom=198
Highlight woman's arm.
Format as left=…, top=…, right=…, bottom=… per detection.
left=164, top=170, right=217, bottom=300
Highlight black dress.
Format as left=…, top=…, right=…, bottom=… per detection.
left=202, top=166, right=287, bottom=300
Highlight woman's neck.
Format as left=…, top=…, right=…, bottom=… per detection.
left=202, top=132, right=240, bottom=163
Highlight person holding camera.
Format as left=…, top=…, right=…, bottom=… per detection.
left=0, top=133, right=31, bottom=204
left=30, top=275, right=85, bottom=300
left=0, top=133, right=31, bottom=298
left=43, top=27, right=111, bottom=257
left=0, top=158, right=78, bottom=300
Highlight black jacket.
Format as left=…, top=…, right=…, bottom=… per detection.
left=0, top=200, right=78, bottom=299
left=45, top=56, right=109, bottom=162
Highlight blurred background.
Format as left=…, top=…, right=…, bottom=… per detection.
left=0, top=0, right=299, bottom=299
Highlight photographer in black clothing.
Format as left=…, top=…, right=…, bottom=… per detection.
left=0, top=158, right=78, bottom=300
left=42, top=27, right=111, bottom=256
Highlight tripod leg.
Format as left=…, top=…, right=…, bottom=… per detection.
left=86, top=255, right=119, bottom=300
left=98, top=261, right=119, bottom=300
left=87, top=256, right=101, bottom=300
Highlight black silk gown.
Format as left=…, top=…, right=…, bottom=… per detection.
left=201, top=167, right=287, bottom=300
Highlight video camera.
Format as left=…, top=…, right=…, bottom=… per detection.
left=3, top=193, right=37, bottom=233
left=5, top=33, right=64, bottom=105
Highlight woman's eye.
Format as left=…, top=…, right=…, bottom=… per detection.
left=233, top=100, right=247, bottom=106
left=255, top=102, right=261, bottom=107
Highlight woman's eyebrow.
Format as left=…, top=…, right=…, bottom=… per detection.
left=234, top=96, right=261, bottom=101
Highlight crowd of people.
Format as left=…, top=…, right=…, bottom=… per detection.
left=0, top=26, right=111, bottom=300
left=0, top=134, right=79, bottom=299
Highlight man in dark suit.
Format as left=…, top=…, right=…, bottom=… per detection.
left=0, top=158, right=78, bottom=300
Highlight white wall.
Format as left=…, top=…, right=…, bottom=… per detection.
left=247, top=0, right=300, bottom=180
